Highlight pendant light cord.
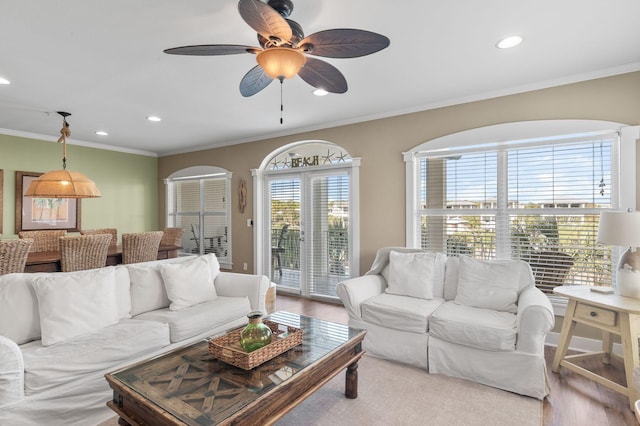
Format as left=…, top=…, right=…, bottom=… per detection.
left=57, top=117, right=71, bottom=170
left=279, top=77, right=284, bottom=125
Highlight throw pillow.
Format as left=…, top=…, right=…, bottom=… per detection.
left=0, top=273, right=43, bottom=344
left=32, top=268, right=119, bottom=346
left=128, top=264, right=170, bottom=316
left=386, top=251, right=444, bottom=299
left=454, top=256, right=521, bottom=313
left=160, top=255, right=217, bottom=311
left=204, top=253, right=221, bottom=280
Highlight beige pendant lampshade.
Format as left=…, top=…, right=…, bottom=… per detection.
left=256, top=47, right=306, bottom=80
left=24, top=111, right=101, bottom=199
left=24, top=169, right=101, bottom=198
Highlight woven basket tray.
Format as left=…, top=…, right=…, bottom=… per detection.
left=208, top=320, right=303, bottom=370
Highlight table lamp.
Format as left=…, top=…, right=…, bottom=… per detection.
left=597, top=211, right=640, bottom=298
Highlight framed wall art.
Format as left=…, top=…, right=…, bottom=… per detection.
left=15, top=171, right=81, bottom=232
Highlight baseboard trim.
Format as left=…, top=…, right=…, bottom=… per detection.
left=545, top=331, right=623, bottom=356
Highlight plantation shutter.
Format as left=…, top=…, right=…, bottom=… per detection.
left=418, top=135, right=617, bottom=294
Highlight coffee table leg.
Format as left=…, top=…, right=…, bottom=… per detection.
left=345, top=361, right=359, bottom=399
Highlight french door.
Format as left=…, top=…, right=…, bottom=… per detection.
left=264, top=169, right=352, bottom=300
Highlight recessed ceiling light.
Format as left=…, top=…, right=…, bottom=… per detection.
left=313, top=89, right=328, bottom=97
left=146, top=116, right=162, bottom=122
left=496, top=36, right=523, bottom=49
left=0, top=77, right=10, bottom=85
left=95, top=130, right=108, bottom=136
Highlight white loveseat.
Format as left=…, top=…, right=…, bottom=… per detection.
left=336, top=247, right=555, bottom=399
left=0, top=253, right=270, bottom=426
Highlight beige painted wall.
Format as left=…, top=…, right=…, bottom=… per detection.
left=1, top=134, right=158, bottom=240
left=158, top=71, right=640, bottom=274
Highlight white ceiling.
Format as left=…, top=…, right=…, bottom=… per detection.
left=1, top=0, right=639, bottom=157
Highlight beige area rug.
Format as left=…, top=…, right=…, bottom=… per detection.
left=275, top=355, right=542, bottom=426
left=100, top=355, right=542, bottom=426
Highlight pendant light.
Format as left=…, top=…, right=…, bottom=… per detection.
left=24, top=112, right=101, bottom=198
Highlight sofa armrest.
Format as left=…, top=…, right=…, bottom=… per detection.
left=516, top=286, right=555, bottom=354
left=336, top=275, right=386, bottom=320
left=0, top=336, right=24, bottom=408
left=214, top=272, right=270, bottom=314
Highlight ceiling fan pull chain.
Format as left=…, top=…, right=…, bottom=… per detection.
left=280, top=77, right=284, bottom=125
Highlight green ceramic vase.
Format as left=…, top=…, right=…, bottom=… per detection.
left=240, top=312, right=272, bottom=352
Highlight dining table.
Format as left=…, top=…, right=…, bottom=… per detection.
left=24, top=245, right=181, bottom=273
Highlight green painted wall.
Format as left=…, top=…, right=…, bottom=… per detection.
left=0, top=134, right=158, bottom=240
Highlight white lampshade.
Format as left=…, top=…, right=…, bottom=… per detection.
left=598, top=211, right=640, bottom=298
left=597, top=211, right=640, bottom=248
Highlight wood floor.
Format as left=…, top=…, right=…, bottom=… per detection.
left=275, top=293, right=638, bottom=426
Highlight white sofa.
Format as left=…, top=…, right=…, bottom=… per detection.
left=336, top=247, right=555, bottom=399
left=0, top=253, right=270, bottom=426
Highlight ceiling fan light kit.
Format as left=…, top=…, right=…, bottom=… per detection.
left=256, top=47, right=306, bottom=80
left=164, top=0, right=390, bottom=99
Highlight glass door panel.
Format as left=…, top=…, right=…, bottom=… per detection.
left=307, top=172, right=350, bottom=298
left=268, top=176, right=302, bottom=293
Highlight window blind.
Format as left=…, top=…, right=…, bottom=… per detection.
left=167, top=174, right=231, bottom=264
left=418, top=136, right=617, bottom=293
left=308, top=173, right=350, bottom=298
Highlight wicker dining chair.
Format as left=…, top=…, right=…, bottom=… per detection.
left=80, top=228, right=118, bottom=248
left=59, top=234, right=112, bottom=272
left=18, top=230, right=67, bottom=252
left=121, top=231, right=163, bottom=264
left=160, top=227, right=184, bottom=246
left=0, top=238, right=34, bottom=275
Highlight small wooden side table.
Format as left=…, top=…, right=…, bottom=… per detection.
left=552, top=285, right=640, bottom=410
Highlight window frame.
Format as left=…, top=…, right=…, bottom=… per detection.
left=404, top=120, right=639, bottom=314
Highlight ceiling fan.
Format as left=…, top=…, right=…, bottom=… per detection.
left=164, top=0, right=390, bottom=97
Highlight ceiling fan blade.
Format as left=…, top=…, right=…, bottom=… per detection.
left=299, top=29, right=390, bottom=58
left=298, top=57, right=347, bottom=94
left=164, top=44, right=259, bottom=56
left=239, top=65, right=274, bottom=97
left=238, top=0, right=292, bottom=44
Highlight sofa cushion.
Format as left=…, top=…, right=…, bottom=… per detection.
left=21, top=319, right=170, bottom=395
left=454, top=256, right=521, bottom=313
left=32, top=268, right=120, bottom=346
left=134, top=296, right=251, bottom=343
left=0, top=273, right=45, bottom=344
left=429, top=301, right=517, bottom=351
left=386, top=251, right=445, bottom=300
left=160, top=255, right=217, bottom=311
left=361, top=293, right=444, bottom=333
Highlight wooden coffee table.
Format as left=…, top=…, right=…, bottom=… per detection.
left=105, top=311, right=366, bottom=425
